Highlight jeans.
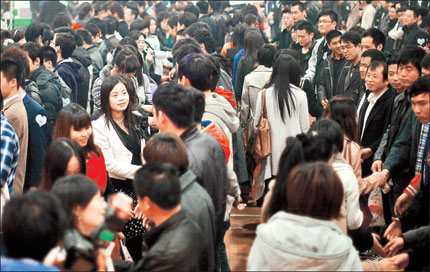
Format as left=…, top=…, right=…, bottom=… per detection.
left=216, top=219, right=231, bottom=272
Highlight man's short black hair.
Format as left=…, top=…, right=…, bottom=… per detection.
left=244, top=14, right=257, bottom=26
left=361, top=28, right=386, bottom=49
left=282, top=7, right=291, bottom=14
left=172, top=37, right=202, bottom=64
left=410, top=76, right=430, bottom=98
left=362, top=48, right=386, bottom=62
left=398, top=46, right=427, bottom=74
left=258, top=44, right=276, bottom=68
left=192, top=28, right=215, bottom=53
left=107, top=1, right=124, bottom=19
left=130, top=19, right=145, bottom=32
left=55, top=26, right=82, bottom=47
left=241, top=4, right=258, bottom=17
left=421, top=54, right=430, bottom=70
left=407, top=6, right=419, bottom=18
left=368, top=60, right=388, bottom=81
left=341, top=30, right=361, bottom=46
left=1, top=191, right=67, bottom=261
left=326, top=30, right=342, bottom=44
left=134, top=163, right=181, bottom=210
left=349, top=26, right=365, bottom=34
left=168, top=15, right=179, bottom=29
left=84, top=23, right=99, bottom=38
left=291, top=1, right=305, bottom=12
left=104, top=15, right=119, bottom=35
left=153, top=82, right=194, bottom=128
left=179, top=12, right=198, bottom=28
left=184, top=3, right=200, bottom=18
left=178, top=53, right=218, bottom=92
left=295, top=20, right=314, bottom=34
left=41, top=45, right=57, bottom=67
left=196, top=1, right=209, bottom=15
left=87, top=17, right=105, bottom=37
left=55, top=33, right=76, bottom=59
left=0, top=58, right=24, bottom=88
left=318, top=10, right=338, bottom=26
left=24, top=23, right=43, bottom=43
left=184, top=21, right=212, bottom=37
left=387, top=54, right=399, bottom=66
left=76, top=28, right=92, bottom=45
left=52, top=12, right=72, bottom=29
left=21, top=42, right=44, bottom=65
left=125, top=1, right=139, bottom=19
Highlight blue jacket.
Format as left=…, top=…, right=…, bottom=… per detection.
left=56, top=60, right=81, bottom=104
left=23, top=94, right=47, bottom=189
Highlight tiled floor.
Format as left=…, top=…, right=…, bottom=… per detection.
left=225, top=206, right=261, bottom=271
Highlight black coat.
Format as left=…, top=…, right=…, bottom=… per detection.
left=29, top=66, right=63, bottom=143
left=114, top=210, right=208, bottom=271
left=383, top=114, right=422, bottom=194
left=359, top=89, right=395, bottom=177
left=400, top=23, right=429, bottom=48
left=317, top=55, right=349, bottom=103
left=179, top=169, right=215, bottom=271
left=180, top=126, right=227, bottom=246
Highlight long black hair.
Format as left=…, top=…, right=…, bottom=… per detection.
left=265, top=54, right=301, bottom=122
left=40, top=138, right=87, bottom=191
left=100, top=74, right=137, bottom=131
left=242, top=29, right=264, bottom=65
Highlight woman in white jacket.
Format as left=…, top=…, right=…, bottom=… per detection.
left=254, top=54, right=310, bottom=181
left=249, top=162, right=363, bottom=271
left=92, top=74, right=145, bottom=261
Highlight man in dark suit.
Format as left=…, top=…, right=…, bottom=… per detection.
left=359, top=61, right=395, bottom=177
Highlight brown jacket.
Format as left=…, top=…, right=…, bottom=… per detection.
left=4, top=95, right=28, bottom=195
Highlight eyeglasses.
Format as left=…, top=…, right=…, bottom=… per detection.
left=318, top=20, right=333, bottom=25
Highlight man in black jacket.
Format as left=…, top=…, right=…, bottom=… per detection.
left=152, top=82, right=227, bottom=250
left=340, top=30, right=363, bottom=104
left=400, top=7, right=429, bottom=48
left=359, top=60, right=395, bottom=177
left=383, top=76, right=430, bottom=271
left=372, top=47, right=426, bottom=204
left=115, top=163, right=208, bottom=271
left=317, top=30, right=348, bottom=108
left=21, top=42, right=63, bottom=144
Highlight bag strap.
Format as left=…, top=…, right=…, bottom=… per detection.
left=261, top=89, right=267, bottom=119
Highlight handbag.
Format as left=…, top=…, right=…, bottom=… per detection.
left=252, top=89, right=271, bottom=160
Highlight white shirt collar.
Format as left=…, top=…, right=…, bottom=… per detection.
left=367, top=89, right=387, bottom=104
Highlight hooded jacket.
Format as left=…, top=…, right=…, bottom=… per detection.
left=247, top=211, right=363, bottom=271
left=56, top=59, right=81, bottom=105
left=202, top=93, right=241, bottom=204
left=72, top=47, right=92, bottom=109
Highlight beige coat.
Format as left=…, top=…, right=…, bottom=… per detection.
left=4, top=95, right=28, bottom=195
left=240, top=65, right=272, bottom=128
left=342, top=137, right=385, bottom=195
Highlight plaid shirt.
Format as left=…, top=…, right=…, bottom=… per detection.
left=416, top=123, right=430, bottom=175
left=1, top=112, right=20, bottom=196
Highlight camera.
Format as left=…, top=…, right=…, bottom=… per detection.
left=63, top=193, right=133, bottom=271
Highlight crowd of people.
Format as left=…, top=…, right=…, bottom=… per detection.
left=0, top=0, right=429, bottom=271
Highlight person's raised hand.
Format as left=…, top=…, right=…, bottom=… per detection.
left=384, top=237, right=404, bottom=257
left=394, top=193, right=413, bottom=216
left=384, top=218, right=402, bottom=241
